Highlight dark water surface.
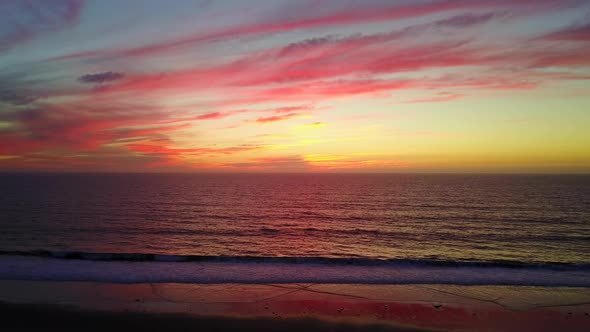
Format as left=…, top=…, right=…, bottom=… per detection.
left=1, top=173, right=588, bottom=265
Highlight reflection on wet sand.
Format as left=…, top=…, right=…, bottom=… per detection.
left=1, top=281, right=589, bottom=331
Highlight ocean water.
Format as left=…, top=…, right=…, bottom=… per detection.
left=1, top=173, right=589, bottom=285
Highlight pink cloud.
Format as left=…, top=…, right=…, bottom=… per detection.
left=192, top=112, right=230, bottom=120
left=540, top=21, right=590, bottom=41
left=159, top=105, right=316, bottom=124
left=89, top=33, right=566, bottom=103
left=256, top=113, right=300, bottom=124
left=270, top=105, right=315, bottom=113
left=83, top=21, right=590, bottom=106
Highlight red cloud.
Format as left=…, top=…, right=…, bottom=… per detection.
left=256, top=113, right=300, bottom=124
left=270, top=105, right=314, bottom=113
left=113, top=123, right=191, bottom=137
left=194, top=112, right=228, bottom=120
left=0, top=102, right=189, bottom=157
left=0, top=97, right=265, bottom=170
left=127, top=143, right=260, bottom=156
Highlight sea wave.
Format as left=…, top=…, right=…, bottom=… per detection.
left=0, top=250, right=589, bottom=271
left=1, top=253, right=590, bottom=286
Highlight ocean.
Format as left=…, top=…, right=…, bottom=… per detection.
left=1, top=173, right=589, bottom=286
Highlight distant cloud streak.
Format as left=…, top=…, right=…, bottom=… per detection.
left=79, top=71, right=124, bottom=84
left=540, top=21, right=590, bottom=41
left=256, top=113, right=300, bottom=124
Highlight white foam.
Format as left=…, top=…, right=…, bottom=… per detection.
left=1, top=256, right=589, bottom=286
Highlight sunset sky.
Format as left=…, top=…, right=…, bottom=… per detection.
left=1, top=0, right=589, bottom=173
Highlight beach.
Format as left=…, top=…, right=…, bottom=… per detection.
left=1, top=280, right=589, bottom=331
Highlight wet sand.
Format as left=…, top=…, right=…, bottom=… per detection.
left=1, top=281, right=589, bottom=331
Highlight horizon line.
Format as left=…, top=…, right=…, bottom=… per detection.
left=1, top=171, right=589, bottom=176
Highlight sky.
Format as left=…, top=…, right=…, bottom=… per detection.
left=1, top=0, right=589, bottom=173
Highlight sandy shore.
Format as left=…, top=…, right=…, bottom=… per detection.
left=1, top=281, right=589, bottom=331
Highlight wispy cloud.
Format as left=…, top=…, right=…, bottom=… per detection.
left=224, top=155, right=309, bottom=170
left=539, top=20, right=590, bottom=41
left=49, top=0, right=570, bottom=60
left=78, top=71, right=124, bottom=84
left=2, top=0, right=589, bottom=171
left=0, top=0, right=83, bottom=51
left=401, top=92, right=466, bottom=103
left=435, top=12, right=500, bottom=28
left=89, top=29, right=587, bottom=103
left=0, top=89, right=39, bottom=105
left=256, top=113, right=300, bottom=124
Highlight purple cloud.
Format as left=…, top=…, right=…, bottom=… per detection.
left=0, top=89, right=39, bottom=105
left=0, top=0, right=83, bottom=52
left=78, top=71, right=125, bottom=84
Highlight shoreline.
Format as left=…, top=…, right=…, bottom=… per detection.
left=3, top=255, right=589, bottom=286
left=1, top=280, right=589, bottom=331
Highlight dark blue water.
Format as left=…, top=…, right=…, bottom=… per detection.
left=1, top=173, right=588, bottom=265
